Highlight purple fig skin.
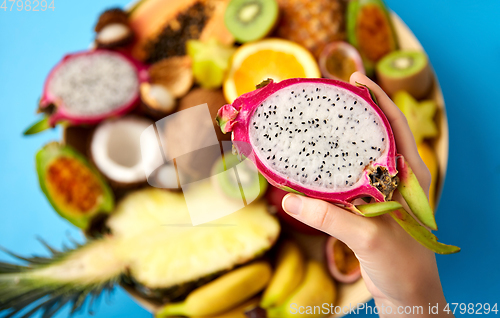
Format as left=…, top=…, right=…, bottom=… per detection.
left=217, top=78, right=397, bottom=207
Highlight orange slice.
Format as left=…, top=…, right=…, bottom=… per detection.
left=223, top=38, right=321, bottom=103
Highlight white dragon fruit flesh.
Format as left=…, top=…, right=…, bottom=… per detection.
left=218, top=78, right=398, bottom=205
left=38, top=49, right=148, bottom=127
left=217, top=78, right=460, bottom=254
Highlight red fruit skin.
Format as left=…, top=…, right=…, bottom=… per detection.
left=266, top=186, right=323, bottom=236
left=219, top=78, right=398, bottom=206
left=40, top=49, right=149, bottom=127
left=325, top=236, right=361, bottom=283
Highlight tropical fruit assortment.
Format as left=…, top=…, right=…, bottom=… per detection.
left=2, top=0, right=454, bottom=317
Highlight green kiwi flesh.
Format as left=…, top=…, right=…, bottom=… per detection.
left=376, top=50, right=432, bottom=99
left=377, top=51, right=426, bottom=77
left=224, top=0, right=279, bottom=43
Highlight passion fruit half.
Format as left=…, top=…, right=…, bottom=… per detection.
left=319, top=41, right=365, bottom=82
left=325, top=236, right=361, bottom=283
left=36, top=142, right=114, bottom=229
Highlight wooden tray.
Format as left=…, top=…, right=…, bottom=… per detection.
left=63, top=10, right=449, bottom=318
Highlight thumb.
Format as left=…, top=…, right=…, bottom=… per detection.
left=282, top=194, right=374, bottom=248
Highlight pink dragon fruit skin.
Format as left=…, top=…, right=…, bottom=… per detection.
left=217, top=78, right=464, bottom=255
left=217, top=78, right=398, bottom=206
left=39, top=49, right=149, bottom=127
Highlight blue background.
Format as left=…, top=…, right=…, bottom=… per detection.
left=1, top=0, right=499, bottom=317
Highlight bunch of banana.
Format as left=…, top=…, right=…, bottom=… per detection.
left=191, top=298, right=259, bottom=318
left=261, top=240, right=337, bottom=318
left=155, top=240, right=336, bottom=318
left=156, top=262, right=272, bottom=317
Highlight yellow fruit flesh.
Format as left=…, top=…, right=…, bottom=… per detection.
left=261, top=240, right=305, bottom=308
left=417, top=142, right=439, bottom=211
left=356, top=4, right=395, bottom=63
left=268, top=261, right=336, bottom=318
left=46, top=157, right=103, bottom=216
left=233, top=50, right=308, bottom=96
left=223, top=39, right=321, bottom=103
left=157, top=262, right=272, bottom=317
left=393, top=91, right=438, bottom=144
left=333, top=240, right=359, bottom=275
left=108, top=187, right=280, bottom=289
left=189, top=298, right=259, bottom=318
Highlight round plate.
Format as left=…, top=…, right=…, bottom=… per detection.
left=63, top=9, right=449, bottom=318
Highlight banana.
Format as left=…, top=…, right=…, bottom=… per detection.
left=156, top=262, right=272, bottom=317
left=190, top=297, right=259, bottom=318
left=261, top=240, right=305, bottom=308
left=267, top=261, right=336, bottom=318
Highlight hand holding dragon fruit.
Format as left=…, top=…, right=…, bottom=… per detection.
left=216, top=72, right=459, bottom=255
left=280, top=75, right=455, bottom=313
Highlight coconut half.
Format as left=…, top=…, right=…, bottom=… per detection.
left=90, top=116, right=154, bottom=187
left=94, top=8, right=134, bottom=49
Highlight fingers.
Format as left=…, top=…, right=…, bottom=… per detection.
left=282, top=194, right=371, bottom=245
left=350, top=72, right=405, bottom=124
left=350, top=72, right=429, bottom=186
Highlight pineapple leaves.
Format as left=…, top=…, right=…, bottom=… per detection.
left=0, top=239, right=120, bottom=318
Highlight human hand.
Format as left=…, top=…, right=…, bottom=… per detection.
left=282, top=72, right=453, bottom=317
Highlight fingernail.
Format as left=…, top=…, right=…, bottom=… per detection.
left=283, top=194, right=303, bottom=215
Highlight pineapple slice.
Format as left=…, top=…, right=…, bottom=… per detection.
left=0, top=186, right=280, bottom=317
left=110, top=187, right=280, bottom=289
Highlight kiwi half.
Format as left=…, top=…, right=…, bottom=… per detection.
left=224, top=0, right=279, bottom=43
left=376, top=50, right=432, bottom=99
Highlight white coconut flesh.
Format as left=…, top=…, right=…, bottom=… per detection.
left=48, top=52, right=139, bottom=116
left=249, top=83, right=389, bottom=192
left=91, top=117, right=154, bottom=184
left=96, top=23, right=130, bottom=43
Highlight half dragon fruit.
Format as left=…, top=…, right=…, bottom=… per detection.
left=217, top=78, right=460, bottom=254
left=26, top=50, right=148, bottom=133
left=218, top=78, right=398, bottom=206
